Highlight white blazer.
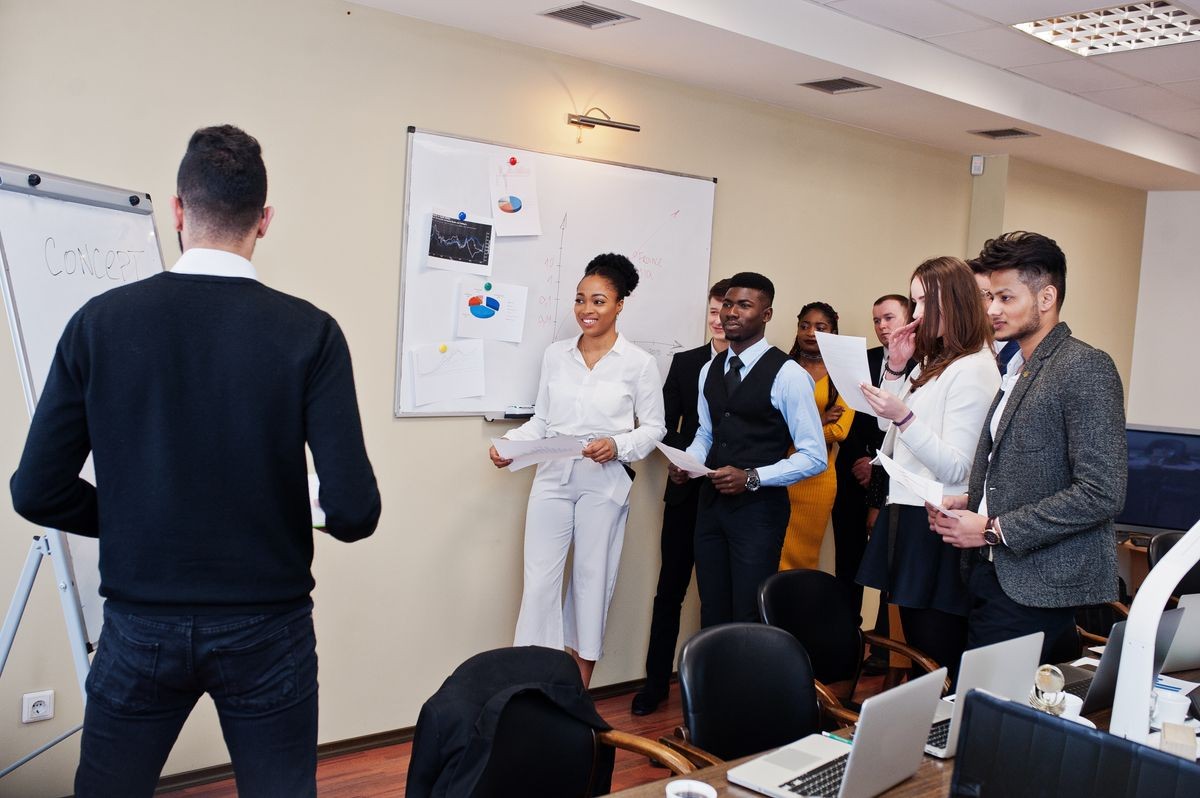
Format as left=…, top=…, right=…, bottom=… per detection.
left=879, top=347, right=1000, bottom=507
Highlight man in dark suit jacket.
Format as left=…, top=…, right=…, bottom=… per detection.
left=632, top=278, right=729, bottom=715
left=831, top=294, right=912, bottom=613
left=931, top=232, right=1126, bottom=664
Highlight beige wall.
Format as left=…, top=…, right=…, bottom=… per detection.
left=0, top=1, right=1144, bottom=794
left=1001, top=159, right=1146, bottom=389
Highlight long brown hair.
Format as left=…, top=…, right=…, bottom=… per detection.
left=909, top=256, right=990, bottom=391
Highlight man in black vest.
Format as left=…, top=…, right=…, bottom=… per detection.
left=670, top=272, right=826, bottom=626
left=632, top=278, right=730, bottom=715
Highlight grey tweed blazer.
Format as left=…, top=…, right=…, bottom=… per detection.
left=966, top=322, right=1126, bottom=608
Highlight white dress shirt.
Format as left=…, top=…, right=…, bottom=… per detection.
left=685, top=337, right=827, bottom=487
left=505, top=333, right=666, bottom=463
left=878, top=347, right=1001, bottom=506
left=171, top=247, right=258, bottom=279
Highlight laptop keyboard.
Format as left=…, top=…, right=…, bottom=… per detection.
left=926, top=718, right=952, bottom=749
left=1064, top=678, right=1092, bottom=699
left=781, top=753, right=850, bottom=796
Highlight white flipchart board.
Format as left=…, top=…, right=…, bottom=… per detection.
left=0, top=162, right=165, bottom=643
left=395, top=129, right=716, bottom=417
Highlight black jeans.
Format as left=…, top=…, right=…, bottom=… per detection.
left=694, top=490, right=790, bottom=627
left=76, top=602, right=318, bottom=798
left=641, top=495, right=699, bottom=693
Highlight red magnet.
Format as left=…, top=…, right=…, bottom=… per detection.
left=509, top=156, right=518, bottom=166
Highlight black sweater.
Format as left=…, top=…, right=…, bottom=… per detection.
left=10, top=272, right=381, bottom=613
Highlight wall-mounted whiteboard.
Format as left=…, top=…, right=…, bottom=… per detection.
left=395, top=129, right=716, bottom=417
left=0, top=162, right=165, bottom=642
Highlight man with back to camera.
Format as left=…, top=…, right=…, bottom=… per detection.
left=10, top=125, right=381, bottom=797
left=669, top=272, right=826, bottom=626
left=631, top=277, right=730, bottom=716
left=929, top=231, right=1125, bottom=664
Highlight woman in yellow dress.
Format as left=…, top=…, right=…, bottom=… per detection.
left=779, top=302, right=855, bottom=570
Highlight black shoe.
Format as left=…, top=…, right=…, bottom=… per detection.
left=631, top=686, right=665, bottom=715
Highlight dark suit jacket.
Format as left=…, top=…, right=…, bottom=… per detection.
left=966, top=322, right=1126, bottom=608
left=406, top=647, right=612, bottom=798
left=662, top=343, right=711, bottom=506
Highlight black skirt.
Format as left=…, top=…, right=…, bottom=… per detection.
left=856, top=504, right=969, bottom=616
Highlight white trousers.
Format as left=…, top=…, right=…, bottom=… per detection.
left=513, top=458, right=631, bottom=661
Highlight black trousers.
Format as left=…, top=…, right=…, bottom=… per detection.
left=640, top=494, right=699, bottom=694
left=899, top=605, right=968, bottom=685
left=694, top=490, right=790, bottom=628
left=830, top=466, right=869, bottom=616
left=966, top=558, right=1080, bottom=665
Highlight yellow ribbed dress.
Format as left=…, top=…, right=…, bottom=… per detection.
left=779, top=375, right=854, bottom=571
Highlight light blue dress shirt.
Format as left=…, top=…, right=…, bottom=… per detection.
left=684, top=337, right=826, bottom=487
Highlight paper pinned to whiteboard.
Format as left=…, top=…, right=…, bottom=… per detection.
left=489, top=160, right=542, bottom=237
left=426, top=211, right=494, bottom=275
left=411, top=339, right=485, bottom=406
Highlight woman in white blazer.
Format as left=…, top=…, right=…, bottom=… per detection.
left=856, top=256, right=1000, bottom=680
left=489, top=253, right=666, bottom=687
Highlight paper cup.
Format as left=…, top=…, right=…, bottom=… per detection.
left=1061, top=693, right=1083, bottom=718
left=665, top=779, right=718, bottom=798
left=1153, top=691, right=1191, bottom=726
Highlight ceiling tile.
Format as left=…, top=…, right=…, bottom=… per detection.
left=826, top=0, right=991, bottom=39
left=1090, top=41, right=1200, bottom=84
left=1138, top=107, right=1200, bottom=135
left=938, top=1, right=1096, bottom=25
left=1010, top=59, right=1142, bottom=94
left=1081, top=84, right=1200, bottom=114
left=927, top=26, right=1075, bottom=68
left=1164, top=78, right=1200, bottom=101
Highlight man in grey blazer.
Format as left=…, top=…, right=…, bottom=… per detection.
left=930, top=231, right=1126, bottom=664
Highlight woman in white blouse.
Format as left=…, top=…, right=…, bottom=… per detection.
left=856, top=256, right=999, bottom=680
left=489, top=253, right=666, bottom=686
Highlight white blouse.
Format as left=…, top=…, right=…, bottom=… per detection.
left=878, top=347, right=1001, bottom=506
left=505, top=333, right=666, bottom=463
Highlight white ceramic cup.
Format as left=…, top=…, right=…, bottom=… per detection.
left=1060, top=693, right=1084, bottom=718
left=665, top=779, right=718, bottom=798
left=1153, top=691, right=1192, bottom=726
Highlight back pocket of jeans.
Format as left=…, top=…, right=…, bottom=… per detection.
left=87, top=628, right=160, bottom=713
left=213, top=625, right=300, bottom=713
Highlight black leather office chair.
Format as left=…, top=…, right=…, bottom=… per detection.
left=472, top=691, right=691, bottom=797
left=667, top=622, right=821, bottom=765
left=952, top=690, right=1200, bottom=797
left=1148, top=532, right=1200, bottom=599
left=757, top=569, right=949, bottom=712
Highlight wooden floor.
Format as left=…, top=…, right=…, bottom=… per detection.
left=160, top=674, right=885, bottom=797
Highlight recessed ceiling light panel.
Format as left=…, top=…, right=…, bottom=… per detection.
left=1013, top=2, right=1200, bottom=56
left=797, top=77, right=881, bottom=94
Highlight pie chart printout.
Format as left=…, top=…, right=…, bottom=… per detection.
left=468, top=294, right=501, bottom=319
left=497, top=195, right=523, bottom=214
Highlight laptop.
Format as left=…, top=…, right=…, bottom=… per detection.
left=1059, top=607, right=1184, bottom=715
left=1162, top=595, right=1200, bottom=672
left=924, top=632, right=1042, bottom=759
left=727, top=667, right=946, bottom=798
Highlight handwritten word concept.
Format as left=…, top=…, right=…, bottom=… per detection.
left=44, top=237, right=147, bottom=283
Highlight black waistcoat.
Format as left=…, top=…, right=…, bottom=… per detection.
left=700, top=346, right=791, bottom=506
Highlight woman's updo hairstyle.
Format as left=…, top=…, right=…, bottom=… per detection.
left=584, top=253, right=640, bottom=299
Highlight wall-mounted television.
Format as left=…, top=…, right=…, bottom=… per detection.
left=1117, top=424, right=1200, bottom=536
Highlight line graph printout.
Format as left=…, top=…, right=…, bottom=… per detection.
left=427, top=212, right=494, bottom=275
left=411, top=339, right=485, bottom=406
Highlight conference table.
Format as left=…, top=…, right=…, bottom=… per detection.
left=609, top=665, right=1200, bottom=798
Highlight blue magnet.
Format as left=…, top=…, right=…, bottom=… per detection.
left=458, top=211, right=467, bottom=221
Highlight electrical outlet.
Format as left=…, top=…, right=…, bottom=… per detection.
left=21, top=690, right=54, bottom=723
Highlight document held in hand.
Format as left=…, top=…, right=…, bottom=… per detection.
left=655, top=441, right=712, bottom=478
left=815, top=332, right=876, bottom=416
left=492, top=435, right=585, bottom=471
left=874, top=451, right=961, bottom=517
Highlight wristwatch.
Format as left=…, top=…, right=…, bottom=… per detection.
left=983, top=516, right=1002, bottom=546
left=744, top=468, right=761, bottom=492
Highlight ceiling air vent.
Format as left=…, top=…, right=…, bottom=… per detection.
left=970, top=128, right=1040, bottom=140
left=540, top=3, right=639, bottom=29
left=798, top=77, right=881, bottom=95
